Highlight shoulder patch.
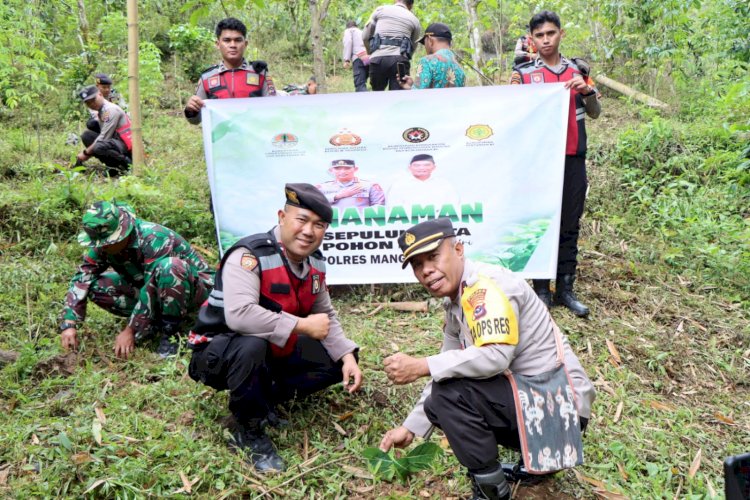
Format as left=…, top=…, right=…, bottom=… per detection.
left=461, top=274, right=518, bottom=347
left=240, top=252, right=258, bottom=272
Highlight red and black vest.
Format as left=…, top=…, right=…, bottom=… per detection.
left=189, top=231, right=327, bottom=357
left=200, top=64, right=267, bottom=100
left=116, top=116, right=133, bottom=151
left=515, top=59, right=591, bottom=156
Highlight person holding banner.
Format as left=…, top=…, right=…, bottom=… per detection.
left=316, top=159, right=386, bottom=209
left=379, top=218, right=595, bottom=500
left=510, top=10, right=602, bottom=317
left=184, top=18, right=276, bottom=125
left=342, top=21, right=369, bottom=92
left=363, top=0, right=421, bottom=91
left=187, top=183, right=362, bottom=473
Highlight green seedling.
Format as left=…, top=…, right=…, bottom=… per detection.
left=362, top=442, right=443, bottom=482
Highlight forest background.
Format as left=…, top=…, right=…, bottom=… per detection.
left=0, top=0, right=748, bottom=498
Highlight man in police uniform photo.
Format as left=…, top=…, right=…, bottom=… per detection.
left=187, top=184, right=363, bottom=473
left=378, top=217, right=595, bottom=499
left=184, top=17, right=276, bottom=125
left=315, top=159, right=386, bottom=209
left=77, top=85, right=132, bottom=176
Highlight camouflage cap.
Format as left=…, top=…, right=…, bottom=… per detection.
left=77, top=201, right=136, bottom=247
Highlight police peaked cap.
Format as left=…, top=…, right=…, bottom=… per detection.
left=284, top=183, right=333, bottom=224
left=398, top=217, right=455, bottom=268
left=331, top=159, right=356, bottom=167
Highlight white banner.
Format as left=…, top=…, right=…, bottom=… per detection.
left=202, top=84, right=569, bottom=284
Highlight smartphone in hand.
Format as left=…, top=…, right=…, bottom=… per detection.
left=396, top=62, right=407, bottom=80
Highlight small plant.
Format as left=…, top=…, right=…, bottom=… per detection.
left=362, top=442, right=443, bottom=482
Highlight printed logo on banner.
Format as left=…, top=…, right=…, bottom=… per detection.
left=466, top=125, right=494, bottom=141
left=531, top=72, right=545, bottom=84
left=329, top=129, right=362, bottom=146
left=272, top=133, right=299, bottom=148
left=402, top=127, right=430, bottom=143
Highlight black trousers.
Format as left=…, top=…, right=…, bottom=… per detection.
left=424, top=375, right=587, bottom=472
left=352, top=58, right=369, bottom=92
left=81, top=121, right=131, bottom=173
left=369, top=55, right=409, bottom=91
left=558, top=155, right=588, bottom=275
left=189, top=334, right=345, bottom=424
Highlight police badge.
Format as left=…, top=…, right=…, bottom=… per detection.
left=530, top=72, right=545, bottom=84
left=312, top=274, right=321, bottom=294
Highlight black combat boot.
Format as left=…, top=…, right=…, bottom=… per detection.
left=532, top=279, right=552, bottom=308
left=469, top=466, right=511, bottom=500
left=156, top=316, right=181, bottom=358
left=554, top=274, right=590, bottom=317
left=231, top=420, right=286, bottom=473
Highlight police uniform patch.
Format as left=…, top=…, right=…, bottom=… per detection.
left=101, top=110, right=110, bottom=122
left=461, top=275, right=518, bottom=347
left=208, top=76, right=221, bottom=88
left=530, top=72, right=545, bottom=84
left=247, top=73, right=260, bottom=86
left=240, top=252, right=258, bottom=271
left=404, top=232, right=416, bottom=246
left=312, top=274, right=321, bottom=294
left=286, top=188, right=300, bottom=204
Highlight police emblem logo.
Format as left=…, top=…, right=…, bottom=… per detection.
left=465, top=124, right=494, bottom=141
left=240, top=253, right=258, bottom=271
left=466, top=288, right=488, bottom=321
left=286, top=188, right=300, bottom=204
left=272, top=133, right=299, bottom=148
left=312, top=274, right=321, bottom=294
left=102, top=111, right=110, bottom=122
left=530, top=72, right=545, bottom=84
left=329, top=129, right=362, bottom=146
left=402, top=127, right=430, bottom=143
left=404, top=232, right=416, bottom=246
left=208, top=76, right=221, bottom=88
left=247, top=73, right=260, bottom=86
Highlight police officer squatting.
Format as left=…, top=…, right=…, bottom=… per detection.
left=379, top=217, right=595, bottom=500
left=187, top=184, right=362, bottom=472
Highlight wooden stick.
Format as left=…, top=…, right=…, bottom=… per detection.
left=594, top=74, right=669, bottom=109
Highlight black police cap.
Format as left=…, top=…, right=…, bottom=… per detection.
left=284, top=183, right=333, bottom=224
left=398, top=217, right=455, bottom=269
left=95, top=73, right=113, bottom=85
left=77, top=85, right=99, bottom=102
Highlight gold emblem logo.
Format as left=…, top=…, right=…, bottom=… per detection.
left=466, top=124, right=494, bottom=141
left=466, top=288, right=488, bottom=320
left=286, top=188, right=299, bottom=204
left=404, top=232, right=416, bottom=246
left=329, top=129, right=362, bottom=146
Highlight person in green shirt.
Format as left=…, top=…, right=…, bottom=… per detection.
left=399, top=22, right=466, bottom=89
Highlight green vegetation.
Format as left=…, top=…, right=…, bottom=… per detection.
left=1, top=0, right=748, bottom=498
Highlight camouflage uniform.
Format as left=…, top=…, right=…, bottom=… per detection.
left=60, top=202, right=214, bottom=335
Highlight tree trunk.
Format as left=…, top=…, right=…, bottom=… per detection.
left=76, top=0, right=89, bottom=49
left=308, top=0, right=331, bottom=93
left=127, top=0, right=146, bottom=170
left=594, top=74, right=669, bottom=109
left=464, top=0, right=484, bottom=81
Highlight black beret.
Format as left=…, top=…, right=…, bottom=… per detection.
left=410, top=154, right=434, bottom=163
left=284, top=183, right=333, bottom=224
left=95, top=73, right=113, bottom=85
left=398, top=217, right=455, bottom=268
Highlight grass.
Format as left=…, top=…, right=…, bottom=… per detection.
left=0, top=93, right=748, bottom=498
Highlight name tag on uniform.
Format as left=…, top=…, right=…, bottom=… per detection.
left=461, top=275, right=518, bottom=347
left=530, top=72, right=545, bottom=84
left=246, top=73, right=260, bottom=86
left=208, top=76, right=221, bottom=88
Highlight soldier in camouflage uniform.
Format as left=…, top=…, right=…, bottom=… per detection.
left=59, top=201, right=214, bottom=358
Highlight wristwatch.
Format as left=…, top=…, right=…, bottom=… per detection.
left=59, top=321, right=76, bottom=332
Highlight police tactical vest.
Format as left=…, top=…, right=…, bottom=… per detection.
left=116, top=116, right=133, bottom=151
left=515, top=60, right=589, bottom=156
left=189, top=231, right=327, bottom=356
left=200, top=65, right=266, bottom=99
